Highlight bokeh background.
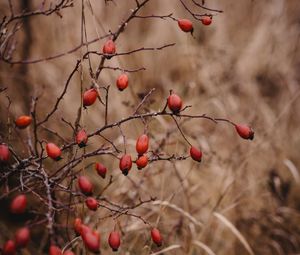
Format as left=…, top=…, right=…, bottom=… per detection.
left=1, top=0, right=300, bottom=254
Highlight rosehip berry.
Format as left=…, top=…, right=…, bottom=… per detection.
left=15, top=115, right=32, bottom=129
left=136, top=155, right=148, bottom=170
left=49, top=245, right=62, bottom=255
left=0, top=144, right=10, bottom=163
left=119, top=154, right=132, bottom=176
left=201, top=16, right=212, bottom=25
left=85, top=197, right=98, bottom=211
left=103, top=39, right=116, bottom=58
left=2, top=240, right=16, bottom=255
left=108, top=231, right=121, bottom=252
left=178, top=19, right=193, bottom=33
left=82, top=230, right=100, bottom=252
left=151, top=228, right=163, bottom=247
left=167, top=93, right=182, bottom=113
left=190, top=146, right=202, bottom=162
left=76, top=129, right=88, bottom=148
left=95, top=163, right=107, bottom=179
left=15, top=227, right=30, bottom=248
left=74, top=218, right=82, bottom=235
left=235, top=124, right=254, bottom=140
left=46, top=143, right=62, bottom=161
left=10, top=194, right=27, bottom=214
left=116, top=74, right=129, bottom=91
left=80, top=224, right=91, bottom=236
left=63, top=251, right=75, bottom=255
left=83, top=88, right=98, bottom=107
left=136, top=134, right=149, bottom=155
left=78, top=176, right=93, bottom=195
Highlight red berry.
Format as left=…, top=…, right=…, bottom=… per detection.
left=235, top=124, right=254, bottom=140
left=78, top=176, right=93, bottom=195
left=95, top=163, right=107, bottom=179
left=136, top=134, right=149, bottom=155
left=167, top=93, right=182, bottom=113
left=136, top=155, right=148, bottom=170
left=15, top=227, right=30, bottom=248
left=10, top=194, right=27, bottom=214
left=83, top=88, right=98, bottom=107
left=201, top=16, right=212, bottom=25
left=80, top=224, right=91, bottom=236
left=76, top=129, right=88, bottom=148
left=63, top=251, right=75, bottom=255
left=151, top=228, right=162, bottom=247
left=0, top=144, right=10, bottom=163
left=49, top=245, right=62, bottom=255
left=116, top=74, right=129, bottom=91
left=119, top=154, right=132, bottom=176
left=46, top=143, right=62, bottom=161
left=74, top=218, right=82, bottom=235
left=103, top=39, right=116, bottom=58
left=190, top=146, right=202, bottom=162
left=108, top=231, right=121, bottom=252
left=85, top=197, right=98, bottom=211
left=178, top=19, right=193, bottom=33
left=2, top=240, right=16, bottom=255
left=82, top=230, right=100, bottom=252
left=15, top=115, right=32, bottom=129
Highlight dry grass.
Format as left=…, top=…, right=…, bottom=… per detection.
left=1, top=0, right=300, bottom=254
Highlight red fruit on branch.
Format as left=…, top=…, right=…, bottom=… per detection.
left=0, top=144, right=10, bottom=163
left=15, top=115, right=32, bottom=129
left=85, top=197, right=98, bottom=211
left=136, top=155, right=148, bottom=170
left=46, top=143, right=62, bottom=161
left=10, top=194, right=27, bottom=214
left=235, top=124, right=254, bottom=140
left=78, top=176, right=93, bottom=195
left=63, top=251, right=75, bottom=255
left=151, top=228, right=163, bottom=247
left=2, top=240, right=16, bottom=255
left=178, top=19, right=193, bottom=33
left=49, top=245, right=62, bottom=255
left=103, top=39, right=116, bottom=58
left=108, top=231, right=121, bottom=252
left=201, top=16, right=212, bottom=25
left=136, top=134, right=149, bottom=155
left=15, top=227, right=30, bottom=248
left=95, top=163, right=107, bottom=179
left=119, top=154, right=132, bottom=176
left=83, top=88, right=98, bottom=107
left=76, top=129, right=88, bottom=148
left=74, top=218, right=82, bottom=235
left=167, top=93, right=182, bottom=113
left=190, top=146, right=202, bottom=162
left=80, top=224, right=91, bottom=236
left=82, top=230, right=100, bottom=253
left=116, top=74, right=129, bottom=91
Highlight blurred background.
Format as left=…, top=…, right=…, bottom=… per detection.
left=1, top=0, right=300, bottom=254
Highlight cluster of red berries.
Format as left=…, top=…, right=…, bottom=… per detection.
left=177, top=15, right=212, bottom=34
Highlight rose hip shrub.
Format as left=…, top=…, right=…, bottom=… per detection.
left=0, top=1, right=268, bottom=254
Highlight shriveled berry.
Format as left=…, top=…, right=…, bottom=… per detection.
left=151, top=228, right=162, bottom=247
left=15, top=115, right=32, bottom=129
left=116, top=74, right=129, bottom=91
left=95, top=162, right=107, bottom=179
left=3, top=240, right=16, bottom=255
left=201, top=16, right=212, bottom=25
left=190, top=146, right=202, bottom=162
left=49, top=245, right=62, bottom=255
left=76, top=129, right=88, bottom=148
left=15, top=227, right=30, bottom=248
left=83, top=88, right=98, bottom=107
left=235, top=124, right=254, bottom=140
left=119, top=154, right=132, bottom=176
left=136, top=155, right=148, bottom=170
left=108, top=231, right=121, bottom=252
left=85, top=197, right=98, bottom=211
left=136, top=134, right=149, bottom=155
left=0, top=144, right=10, bottom=163
left=82, top=230, right=100, bottom=252
left=46, top=143, right=62, bottom=161
left=167, top=93, right=182, bottom=113
left=78, top=176, right=93, bottom=195
left=10, top=194, right=27, bottom=214
left=178, top=19, right=193, bottom=33
left=103, top=39, right=116, bottom=58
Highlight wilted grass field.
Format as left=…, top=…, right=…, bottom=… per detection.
left=1, top=0, right=300, bottom=254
